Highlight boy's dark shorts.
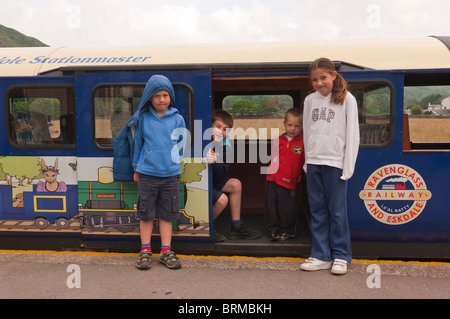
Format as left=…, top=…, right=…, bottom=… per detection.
left=212, top=177, right=230, bottom=204
left=137, top=174, right=180, bottom=222
left=213, top=189, right=223, bottom=204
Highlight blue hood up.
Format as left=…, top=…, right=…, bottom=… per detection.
left=129, top=74, right=176, bottom=125
left=113, top=75, right=179, bottom=181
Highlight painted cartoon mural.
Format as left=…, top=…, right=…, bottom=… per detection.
left=36, top=158, right=67, bottom=192
left=0, top=156, right=209, bottom=238
left=77, top=157, right=209, bottom=238
left=0, top=156, right=78, bottom=231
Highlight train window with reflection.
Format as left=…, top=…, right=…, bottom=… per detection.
left=222, top=94, right=294, bottom=140
left=403, top=84, right=450, bottom=151
left=93, top=84, right=193, bottom=148
left=7, top=87, right=75, bottom=148
left=93, top=85, right=143, bottom=147
left=348, top=81, right=393, bottom=147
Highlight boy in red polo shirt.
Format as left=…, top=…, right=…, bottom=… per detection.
left=264, top=108, right=305, bottom=241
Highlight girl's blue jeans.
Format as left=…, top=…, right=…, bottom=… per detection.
left=306, top=164, right=352, bottom=263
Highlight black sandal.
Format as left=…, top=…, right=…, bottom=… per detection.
left=136, top=250, right=152, bottom=270
left=160, top=250, right=181, bottom=269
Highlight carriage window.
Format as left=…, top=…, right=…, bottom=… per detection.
left=403, top=85, right=450, bottom=150
left=93, top=85, right=143, bottom=147
left=7, top=87, right=75, bottom=147
left=93, top=84, right=192, bottom=148
left=222, top=94, right=294, bottom=139
left=348, top=81, right=393, bottom=147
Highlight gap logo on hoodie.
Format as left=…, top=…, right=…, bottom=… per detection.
left=312, top=107, right=335, bottom=123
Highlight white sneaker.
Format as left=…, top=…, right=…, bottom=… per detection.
left=300, top=257, right=332, bottom=271
left=331, top=259, right=348, bottom=275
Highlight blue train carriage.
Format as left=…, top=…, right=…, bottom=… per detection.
left=0, top=36, right=449, bottom=258
left=0, top=156, right=79, bottom=233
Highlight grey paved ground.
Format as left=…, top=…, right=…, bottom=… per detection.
left=0, top=251, right=448, bottom=301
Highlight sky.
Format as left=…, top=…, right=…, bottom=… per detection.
left=1, top=0, right=449, bottom=47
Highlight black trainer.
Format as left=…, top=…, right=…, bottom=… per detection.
left=278, top=232, right=296, bottom=241
left=270, top=230, right=280, bottom=242
left=214, top=230, right=226, bottom=242
left=227, top=222, right=261, bottom=240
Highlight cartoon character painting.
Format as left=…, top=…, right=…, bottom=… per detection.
left=0, top=156, right=78, bottom=232
left=36, top=158, right=67, bottom=192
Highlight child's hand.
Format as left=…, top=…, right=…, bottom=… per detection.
left=133, top=171, right=139, bottom=183
left=206, top=149, right=217, bottom=164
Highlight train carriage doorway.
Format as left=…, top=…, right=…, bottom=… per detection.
left=211, top=74, right=313, bottom=256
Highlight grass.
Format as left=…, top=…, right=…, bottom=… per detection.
left=409, top=118, right=450, bottom=143
left=229, top=118, right=285, bottom=139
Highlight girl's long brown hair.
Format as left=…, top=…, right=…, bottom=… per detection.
left=309, top=58, right=347, bottom=105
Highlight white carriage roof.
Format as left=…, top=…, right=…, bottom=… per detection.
left=0, top=37, right=448, bottom=76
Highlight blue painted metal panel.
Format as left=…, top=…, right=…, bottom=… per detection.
left=342, top=70, right=450, bottom=242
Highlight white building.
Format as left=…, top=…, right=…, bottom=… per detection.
left=427, top=96, right=450, bottom=115
left=442, top=96, right=450, bottom=109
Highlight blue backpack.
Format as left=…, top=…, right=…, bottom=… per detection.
left=112, top=119, right=137, bottom=182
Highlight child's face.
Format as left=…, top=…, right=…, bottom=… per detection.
left=310, top=68, right=337, bottom=97
left=212, top=119, right=230, bottom=142
left=150, top=90, right=171, bottom=115
left=284, top=115, right=302, bottom=138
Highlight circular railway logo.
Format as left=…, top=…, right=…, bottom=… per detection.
left=359, top=164, right=432, bottom=225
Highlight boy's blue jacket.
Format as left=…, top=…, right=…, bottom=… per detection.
left=113, top=75, right=185, bottom=181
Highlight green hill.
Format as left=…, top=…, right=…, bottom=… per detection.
left=0, top=24, right=48, bottom=47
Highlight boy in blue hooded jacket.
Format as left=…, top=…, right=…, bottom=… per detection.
left=131, top=75, right=186, bottom=270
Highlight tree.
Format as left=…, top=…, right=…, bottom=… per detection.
left=410, top=105, right=423, bottom=115
left=229, top=98, right=264, bottom=115
left=0, top=156, right=42, bottom=185
left=30, top=98, right=61, bottom=118
left=419, top=94, right=443, bottom=109
left=179, top=160, right=207, bottom=215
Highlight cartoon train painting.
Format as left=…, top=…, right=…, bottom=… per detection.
left=78, top=158, right=207, bottom=236
left=0, top=156, right=78, bottom=230
left=0, top=156, right=209, bottom=238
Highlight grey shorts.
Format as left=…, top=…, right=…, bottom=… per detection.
left=137, top=174, right=180, bottom=222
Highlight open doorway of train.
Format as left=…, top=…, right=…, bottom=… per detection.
left=211, top=74, right=312, bottom=255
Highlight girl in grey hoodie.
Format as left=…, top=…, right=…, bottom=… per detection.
left=300, top=58, right=359, bottom=275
